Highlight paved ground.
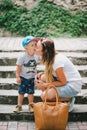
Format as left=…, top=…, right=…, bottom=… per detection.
left=0, top=121, right=87, bottom=130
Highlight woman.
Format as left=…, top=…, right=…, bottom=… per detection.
left=35, top=37, right=82, bottom=111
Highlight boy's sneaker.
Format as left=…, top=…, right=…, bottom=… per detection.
left=69, top=97, right=75, bottom=112
left=29, top=104, right=34, bottom=112
left=13, top=105, right=22, bottom=112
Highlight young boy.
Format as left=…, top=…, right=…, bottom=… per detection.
left=14, top=36, right=40, bottom=112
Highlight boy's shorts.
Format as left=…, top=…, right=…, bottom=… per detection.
left=18, top=76, right=34, bottom=94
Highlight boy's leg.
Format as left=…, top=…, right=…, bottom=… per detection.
left=13, top=94, right=24, bottom=112
left=18, top=94, right=24, bottom=106
left=28, top=94, right=34, bottom=104
left=28, top=94, right=34, bottom=112
left=27, top=78, right=35, bottom=112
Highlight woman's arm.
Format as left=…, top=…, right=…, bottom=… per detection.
left=35, top=67, right=67, bottom=90
left=52, top=67, right=67, bottom=87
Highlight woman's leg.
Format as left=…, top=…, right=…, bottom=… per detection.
left=56, top=84, right=78, bottom=98
left=41, top=84, right=78, bottom=101
left=41, top=88, right=57, bottom=101
left=40, top=73, right=46, bottom=82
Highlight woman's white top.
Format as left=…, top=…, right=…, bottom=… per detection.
left=53, top=53, right=82, bottom=92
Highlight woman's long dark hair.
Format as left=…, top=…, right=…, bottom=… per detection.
left=41, top=38, right=55, bottom=82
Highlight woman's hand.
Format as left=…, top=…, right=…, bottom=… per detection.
left=35, top=72, right=44, bottom=81
left=35, top=80, right=47, bottom=91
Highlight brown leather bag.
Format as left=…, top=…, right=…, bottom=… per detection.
left=34, top=85, right=69, bottom=130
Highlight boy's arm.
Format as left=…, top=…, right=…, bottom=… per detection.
left=16, top=65, right=21, bottom=84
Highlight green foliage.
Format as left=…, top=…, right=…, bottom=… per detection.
left=0, top=0, right=87, bottom=37
left=0, top=0, right=14, bottom=10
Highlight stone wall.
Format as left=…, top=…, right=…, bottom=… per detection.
left=1, top=0, right=86, bottom=11
left=48, top=0, right=87, bottom=11
left=12, top=0, right=39, bottom=10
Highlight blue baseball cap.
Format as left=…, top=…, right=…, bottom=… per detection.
left=22, top=36, right=41, bottom=47
left=22, top=36, right=35, bottom=47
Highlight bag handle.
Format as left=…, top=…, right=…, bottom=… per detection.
left=43, top=85, right=59, bottom=109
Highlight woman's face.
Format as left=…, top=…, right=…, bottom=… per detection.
left=35, top=41, right=43, bottom=56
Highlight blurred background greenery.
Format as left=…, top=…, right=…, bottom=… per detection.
left=0, top=0, right=87, bottom=37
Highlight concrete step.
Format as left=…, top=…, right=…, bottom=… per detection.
left=0, top=37, right=87, bottom=52
left=1, top=57, right=87, bottom=66
left=0, top=89, right=87, bottom=105
left=0, top=52, right=87, bottom=65
left=0, top=89, right=42, bottom=105
left=0, top=65, right=87, bottom=78
left=75, top=65, right=87, bottom=77
left=0, top=104, right=87, bottom=121
left=1, top=77, right=87, bottom=90
left=0, top=66, right=16, bottom=78
left=0, top=52, right=87, bottom=58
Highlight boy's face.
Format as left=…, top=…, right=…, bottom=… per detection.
left=24, top=40, right=37, bottom=55
left=35, top=40, right=43, bottom=56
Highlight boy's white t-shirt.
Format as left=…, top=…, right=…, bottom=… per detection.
left=53, top=53, right=82, bottom=92
left=16, top=52, right=41, bottom=79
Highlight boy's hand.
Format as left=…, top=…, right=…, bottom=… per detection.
left=16, top=77, right=21, bottom=84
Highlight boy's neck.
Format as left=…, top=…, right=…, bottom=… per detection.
left=26, top=52, right=34, bottom=56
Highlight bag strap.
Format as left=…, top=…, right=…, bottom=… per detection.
left=44, top=85, right=59, bottom=106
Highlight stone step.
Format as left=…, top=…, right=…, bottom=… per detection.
left=1, top=57, right=87, bottom=66
left=0, top=77, right=87, bottom=90
left=0, top=104, right=87, bottom=121
left=0, top=52, right=87, bottom=65
left=0, top=52, right=87, bottom=58
left=0, top=37, right=87, bottom=52
left=0, top=89, right=87, bottom=105
left=0, top=65, right=87, bottom=78
left=0, top=89, right=42, bottom=105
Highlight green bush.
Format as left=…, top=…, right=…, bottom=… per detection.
left=0, top=0, right=13, bottom=10
left=0, top=0, right=87, bottom=37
